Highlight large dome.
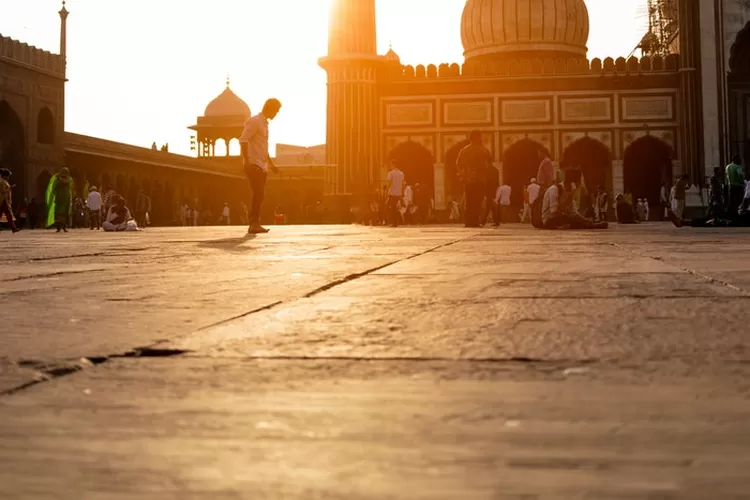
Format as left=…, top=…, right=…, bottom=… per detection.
left=204, top=85, right=251, bottom=119
left=461, top=0, right=590, bottom=63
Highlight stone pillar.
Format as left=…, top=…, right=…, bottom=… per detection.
left=677, top=0, right=703, bottom=184
left=434, top=163, right=445, bottom=210
left=612, top=160, right=624, bottom=195
left=319, top=0, right=381, bottom=202
left=698, top=0, right=726, bottom=175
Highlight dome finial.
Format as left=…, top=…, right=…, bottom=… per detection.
left=226, top=73, right=230, bottom=88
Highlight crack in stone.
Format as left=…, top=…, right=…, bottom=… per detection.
left=610, top=243, right=750, bottom=296
left=1, top=268, right=108, bottom=282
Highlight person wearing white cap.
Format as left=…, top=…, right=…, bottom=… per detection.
left=86, top=185, right=103, bottom=230
left=524, top=178, right=540, bottom=223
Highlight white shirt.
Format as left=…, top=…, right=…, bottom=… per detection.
left=541, top=184, right=559, bottom=224
left=404, top=185, right=413, bottom=205
left=239, top=113, right=270, bottom=171
left=745, top=180, right=750, bottom=199
left=387, top=168, right=404, bottom=196
left=527, top=183, right=541, bottom=204
left=87, top=191, right=102, bottom=211
left=222, top=205, right=230, bottom=217
left=496, top=184, right=511, bottom=205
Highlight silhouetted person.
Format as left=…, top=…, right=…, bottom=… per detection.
left=386, top=160, right=404, bottom=227
left=0, top=168, right=19, bottom=232
left=240, top=98, right=282, bottom=234
left=456, top=130, right=491, bottom=228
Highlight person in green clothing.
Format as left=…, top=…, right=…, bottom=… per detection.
left=45, top=167, right=74, bottom=232
left=726, top=155, right=745, bottom=216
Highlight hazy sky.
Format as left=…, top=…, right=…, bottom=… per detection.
left=1, top=0, right=646, bottom=156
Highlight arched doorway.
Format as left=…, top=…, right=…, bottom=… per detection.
left=36, top=171, right=52, bottom=200
left=387, top=140, right=435, bottom=194
left=503, top=138, right=546, bottom=207
left=37, top=107, right=55, bottom=145
left=623, top=135, right=673, bottom=203
left=561, top=137, right=612, bottom=193
left=115, top=174, right=127, bottom=195
left=127, top=177, right=139, bottom=209
left=444, top=139, right=470, bottom=200
left=729, top=22, right=750, bottom=160
left=0, top=100, right=26, bottom=198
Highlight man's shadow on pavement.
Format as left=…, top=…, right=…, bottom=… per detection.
left=197, top=234, right=257, bottom=252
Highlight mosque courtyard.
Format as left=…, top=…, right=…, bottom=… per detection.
left=2, top=223, right=750, bottom=498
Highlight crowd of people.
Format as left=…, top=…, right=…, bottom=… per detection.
left=5, top=110, right=750, bottom=235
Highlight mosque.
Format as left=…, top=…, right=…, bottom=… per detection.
left=320, top=0, right=750, bottom=215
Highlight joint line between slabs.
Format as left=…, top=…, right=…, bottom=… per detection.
left=609, top=242, right=750, bottom=296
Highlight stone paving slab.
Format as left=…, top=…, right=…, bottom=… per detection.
left=4, top=224, right=750, bottom=497
left=1, top=226, right=463, bottom=362
left=2, top=358, right=750, bottom=499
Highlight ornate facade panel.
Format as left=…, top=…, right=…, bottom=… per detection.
left=383, top=135, right=409, bottom=157
left=500, top=132, right=553, bottom=156
left=407, top=134, right=437, bottom=158
left=620, top=94, right=675, bottom=122
left=499, top=98, right=552, bottom=125
left=383, top=100, right=435, bottom=128
left=561, top=131, right=614, bottom=152
left=442, top=133, right=469, bottom=155
left=559, top=97, right=613, bottom=124
left=621, top=130, right=649, bottom=151
left=620, top=129, right=677, bottom=155
left=441, top=99, right=493, bottom=126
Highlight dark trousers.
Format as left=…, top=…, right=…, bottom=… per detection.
left=464, top=182, right=484, bottom=227
left=729, top=185, right=745, bottom=217
left=531, top=187, right=547, bottom=228
left=482, top=193, right=498, bottom=224
left=0, top=200, right=18, bottom=231
left=89, top=210, right=101, bottom=229
left=387, top=195, right=401, bottom=226
left=245, top=165, right=267, bottom=223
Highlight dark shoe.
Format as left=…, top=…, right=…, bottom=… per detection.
left=592, top=222, right=608, bottom=229
left=249, top=226, right=270, bottom=234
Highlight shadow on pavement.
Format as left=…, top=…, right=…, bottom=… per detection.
left=197, top=234, right=257, bottom=251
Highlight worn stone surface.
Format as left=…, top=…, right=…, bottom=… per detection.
left=2, top=224, right=750, bottom=498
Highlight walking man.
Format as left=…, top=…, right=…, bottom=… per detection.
left=240, top=98, right=282, bottom=234
left=386, top=160, right=405, bottom=227
left=456, top=130, right=492, bottom=228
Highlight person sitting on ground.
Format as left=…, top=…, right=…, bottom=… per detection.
left=102, top=195, right=138, bottom=231
left=541, top=170, right=607, bottom=230
left=615, top=194, right=638, bottom=224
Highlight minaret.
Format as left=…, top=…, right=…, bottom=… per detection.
left=677, top=0, right=703, bottom=185
left=319, top=0, right=382, bottom=201
left=59, top=0, right=69, bottom=71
